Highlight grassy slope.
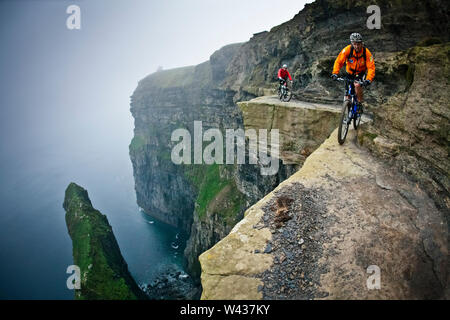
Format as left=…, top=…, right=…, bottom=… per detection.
left=184, top=163, right=246, bottom=223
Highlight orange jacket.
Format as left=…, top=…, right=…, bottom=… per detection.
left=332, top=45, right=375, bottom=81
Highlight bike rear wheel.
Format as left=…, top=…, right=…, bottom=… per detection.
left=338, top=100, right=351, bottom=145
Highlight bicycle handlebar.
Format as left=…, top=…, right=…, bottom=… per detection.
left=336, top=77, right=364, bottom=85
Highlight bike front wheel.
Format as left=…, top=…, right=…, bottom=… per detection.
left=338, top=100, right=351, bottom=145
left=278, top=88, right=283, bottom=100
left=282, top=89, right=292, bottom=102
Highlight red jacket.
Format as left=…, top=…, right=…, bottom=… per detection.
left=278, top=68, right=292, bottom=81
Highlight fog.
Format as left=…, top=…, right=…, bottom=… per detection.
left=0, top=0, right=313, bottom=157
left=0, top=0, right=313, bottom=298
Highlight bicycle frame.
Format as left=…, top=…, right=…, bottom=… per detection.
left=278, top=80, right=292, bottom=102
left=339, top=77, right=362, bottom=122
left=346, top=81, right=358, bottom=121
left=335, top=76, right=365, bottom=144
left=280, top=80, right=289, bottom=92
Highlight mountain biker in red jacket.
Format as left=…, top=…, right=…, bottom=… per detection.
left=331, top=33, right=375, bottom=104
left=278, top=64, right=292, bottom=89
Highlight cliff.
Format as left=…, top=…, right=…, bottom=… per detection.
left=129, top=0, right=449, bottom=294
left=200, top=128, right=448, bottom=299
left=63, top=183, right=146, bottom=300
left=129, top=45, right=299, bottom=279
left=200, top=40, right=450, bottom=299
left=358, top=42, right=450, bottom=220
left=222, top=0, right=449, bottom=105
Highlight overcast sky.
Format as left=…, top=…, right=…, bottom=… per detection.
left=0, top=0, right=314, bottom=161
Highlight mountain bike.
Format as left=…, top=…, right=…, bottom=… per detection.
left=278, top=80, right=292, bottom=102
left=335, top=76, right=366, bottom=145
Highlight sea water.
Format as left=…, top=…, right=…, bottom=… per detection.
left=0, top=125, right=186, bottom=299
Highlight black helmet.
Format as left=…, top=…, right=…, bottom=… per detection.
left=350, top=33, right=363, bottom=43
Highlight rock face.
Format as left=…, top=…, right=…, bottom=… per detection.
left=237, top=96, right=344, bottom=164
left=223, top=0, right=450, bottom=105
left=129, top=46, right=298, bottom=279
left=63, top=183, right=146, bottom=300
left=140, top=264, right=200, bottom=300
left=129, top=0, right=449, bottom=294
left=358, top=43, right=450, bottom=221
left=200, top=129, right=448, bottom=299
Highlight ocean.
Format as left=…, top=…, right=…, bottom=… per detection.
left=0, top=128, right=186, bottom=299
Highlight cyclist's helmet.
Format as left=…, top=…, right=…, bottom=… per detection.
left=350, top=33, right=363, bottom=43
left=282, top=64, right=288, bottom=68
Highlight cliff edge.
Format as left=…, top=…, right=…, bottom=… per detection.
left=200, top=127, right=448, bottom=299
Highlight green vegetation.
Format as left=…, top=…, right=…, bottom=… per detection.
left=358, top=130, right=378, bottom=146
left=144, top=65, right=196, bottom=88
left=183, top=163, right=247, bottom=222
left=63, top=183, right=146, bottom=300
left=219, top=181, right=248, bottom=224
left=364, top=132, right=378, bottom=141
left=195, top=164, right=229, bottom=218
left=284, top=140, right=297, bottom=152
left=416, top=37, right=443, bottom=47
left=137, top=61, right=212, bottom=91
left=184, top=164, right=229, bottom=218
left=129, top=135, right=146, bottom=152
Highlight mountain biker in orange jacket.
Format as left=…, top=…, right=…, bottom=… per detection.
left=278, top=64, right=292, bottom=89
left=331, top=33, right=375, bottom=104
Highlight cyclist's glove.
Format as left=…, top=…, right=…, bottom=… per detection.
left=363, top=79, right=371, bottom=87
left=331, top=74, right=338, bottom=81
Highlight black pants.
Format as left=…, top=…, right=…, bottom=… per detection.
left=344, top=73, right=365, bottom=106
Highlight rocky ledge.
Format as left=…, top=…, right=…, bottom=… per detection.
left=238, top=95, right=367, bottom=164
left=199, top=128, right=448, bottom=299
